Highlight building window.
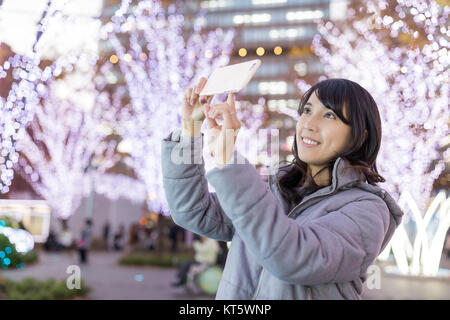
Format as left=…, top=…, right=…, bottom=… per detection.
left=233, top=13, right=272, bottom=25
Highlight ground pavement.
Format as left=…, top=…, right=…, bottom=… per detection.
left=1, top=250, right=212, bottom=300
left=1, top=250, right=449, bottom=299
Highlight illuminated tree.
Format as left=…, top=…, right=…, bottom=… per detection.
left=0, top=0, right=70, bottom=193
left=88, top=171, right=146, bottom=204
left=298, top=0, right=449, bottom=276
left=100, top=0, right=235, bottom=214
left=298, top=0, right=448, bottom=214
left=15, top=66, right=120, bottom=220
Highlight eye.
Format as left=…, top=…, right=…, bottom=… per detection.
left=301, top=107, right=310, bottom=115
left=325, top=112, right=336, bottom=119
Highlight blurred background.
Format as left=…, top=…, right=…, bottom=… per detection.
left=0, top=0, right=448, bottom=300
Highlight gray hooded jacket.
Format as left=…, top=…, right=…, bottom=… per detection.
left=161, top=130, right=404, bottom=299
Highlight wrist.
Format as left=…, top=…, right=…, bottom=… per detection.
left=182, top=119, right=202, bottom=137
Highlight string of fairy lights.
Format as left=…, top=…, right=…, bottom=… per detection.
left=0, top=0, right=446, bottom=226
left=100, top=0, right=236, bottom=214
left=303, top=0, right=448, bottom=215
left=0, top=0, right=72, bottom=194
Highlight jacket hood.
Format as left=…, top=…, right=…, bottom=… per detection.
left=332, top=157, right=404, bottom=228
left=271, top=157, right=404, bottom=250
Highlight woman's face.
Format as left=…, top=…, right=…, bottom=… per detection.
left=296, top=91, right=352, bottom=176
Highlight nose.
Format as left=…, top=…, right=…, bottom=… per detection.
left=304, top=113, right=320, bottom=131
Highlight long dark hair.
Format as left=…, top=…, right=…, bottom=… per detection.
left=276, top=78, right=385, bottom=205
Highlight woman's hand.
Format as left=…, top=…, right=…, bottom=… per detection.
left=204, top=93, right=241, bottom=168
left=182, top=77, right=213, bottom=136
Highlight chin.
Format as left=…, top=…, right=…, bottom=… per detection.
left=297, top=155, right=315, bottom=164
left=298, top=155, right=324, bottom=166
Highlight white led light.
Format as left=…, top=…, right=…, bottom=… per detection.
left=309, top=0, right=448, bottom=243
left=379, top=191, right=449, bottom=277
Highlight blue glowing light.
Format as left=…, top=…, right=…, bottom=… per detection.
left=134, top=274, right=144, bottom=282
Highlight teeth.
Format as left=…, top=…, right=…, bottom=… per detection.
left=303, top=137, right=319, bottom=145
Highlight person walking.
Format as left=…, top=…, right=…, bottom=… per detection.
left=77, top=219, right=93, bottom=264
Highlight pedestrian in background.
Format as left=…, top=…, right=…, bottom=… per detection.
left=113, top=224, right=125, bottom=251
left=58, top=219, right=74, bottom=250
left=102, top=222, right=110, bottom=249
left=171, top=235, right=219, bottom=287
left=77, top=219, right=93, bottom=264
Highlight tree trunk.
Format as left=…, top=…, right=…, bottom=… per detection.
left=155, top=213, right=165, bottom=257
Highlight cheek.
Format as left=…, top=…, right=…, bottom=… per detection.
left=295, top=120, right=303, bottom=135
left=332, top=129, right=352, bottom=150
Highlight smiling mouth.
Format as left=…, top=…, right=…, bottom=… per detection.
left=301, top=137, right=320, bottom=146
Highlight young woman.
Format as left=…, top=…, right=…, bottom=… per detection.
left=161, top=78, right=404, bottom=299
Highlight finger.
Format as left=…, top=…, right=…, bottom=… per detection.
left=208, top=103, right=226, bottom=119
left=196, top=77, right=207, bottom=93
left=204, top=104, right=219, bottom=129
left=227, top=93, right=235, bottom=109
left=185, top=88, right=193, bottom=105
left=190, top=86, right=197, bottom=105
left=226, top=94, right=240, bottom=129
left=209, top=103, right=236, bottom=130
left=214, top=96, right=238, bottom=128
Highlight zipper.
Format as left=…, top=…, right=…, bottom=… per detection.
left=251, top=268, right=265, bottom=299
left=251, top=161, right=341, bottom=300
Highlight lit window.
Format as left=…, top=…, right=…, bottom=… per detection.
left=269, top=29, right=279, bottom=39
left=294, top=62, right=307, bottom=76
left=258, top=81, right=287, bottom=95
left=286, top=10, right=324, bottom=21
left=278, top=99, right=287, bottom=108
left=201, top=0, right=230, bottom=9
left=268, top=100, right=278, bottom=111
left=233, top=13, right=271, bottom=25
left=252, top=0, right=286, bottom=5
left=288, top=99, right=299, bottom=109
left=269, top=27, right=306, bottom=40
left=286, top=29, right=298, bottom=38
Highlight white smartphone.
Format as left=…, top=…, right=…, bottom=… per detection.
left=199, top=59, right=261, bottom=96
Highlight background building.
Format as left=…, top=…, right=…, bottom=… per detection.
left=180, top=0, right=353, bottom=162
left=1, top=0, right=448, bottom=237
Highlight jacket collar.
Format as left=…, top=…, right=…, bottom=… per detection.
left=330, top=157, right=364, bottom=192
left=269, top=157, right=364, bottom=211
left=291, top=157, right=363, bottom=201
left=272, top=157, right=363, bottom=193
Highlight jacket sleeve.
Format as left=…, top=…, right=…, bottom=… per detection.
left=161, top=130, right=235, bottom=242
left=206, top=152, right=390, bottom=286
